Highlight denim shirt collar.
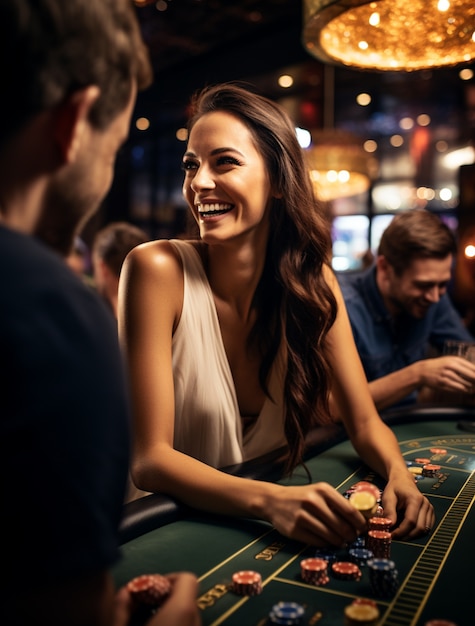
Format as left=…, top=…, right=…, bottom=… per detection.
left=359, top=266, right=392, bottom=325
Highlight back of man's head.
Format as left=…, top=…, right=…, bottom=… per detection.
left=378, top=209, right=457, bottom=276
left=0, top=0, right=152, bottom=153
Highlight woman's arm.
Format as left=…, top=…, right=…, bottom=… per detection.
left=324, top=266, right=435, bottom=539
left=118, top=243, right=367, bottom=547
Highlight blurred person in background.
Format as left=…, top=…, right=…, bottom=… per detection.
left=92, top=221, right=149, bottom=318
left=338, top=209, right=475, bottom=412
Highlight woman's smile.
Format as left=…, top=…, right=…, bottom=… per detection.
left=196, top=202, right=234, bottom=219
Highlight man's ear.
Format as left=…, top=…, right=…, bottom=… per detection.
left=53, top=86, right=100, bottom=164
left=376, top=255, right=395, bottom=283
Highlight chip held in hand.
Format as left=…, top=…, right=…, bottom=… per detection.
left=349, top=490, right=378, bottom=519
left=127, top=574, right=172, bottom=608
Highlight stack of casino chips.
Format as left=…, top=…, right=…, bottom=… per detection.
left=231, top=570, right=262, bottom=595
left=368, top=516, right=392, bottom=532
left=422, top=463, right=441, bottom=477
left=300, top=557, right=330, bottom=586
left=348, top=547, right=373, bottom=567
left=344, top=598, right=380, bottom=626
left=268, top=601, right=305, bottom=625
left=367, top=558, right=399, bottom=598
left=331, top=561, right=362, bottom=582
left=366, top=530, right=392, bottom=558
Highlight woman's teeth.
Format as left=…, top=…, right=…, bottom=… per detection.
left=197, top=203, right=233, bottom=216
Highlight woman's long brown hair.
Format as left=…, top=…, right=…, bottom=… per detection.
left=187, top=83, right=338, bottom=473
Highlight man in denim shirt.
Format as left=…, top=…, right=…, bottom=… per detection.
left=339, top=209, right=475, bottom=412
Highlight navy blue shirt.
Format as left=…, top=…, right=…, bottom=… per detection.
left=338, top=266, right=473, bottom=407
left=0, top=226, right=131, bottom=585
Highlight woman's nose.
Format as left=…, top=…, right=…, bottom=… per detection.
left=190, top=164, right=215, bottom=192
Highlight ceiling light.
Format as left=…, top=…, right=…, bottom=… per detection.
left=302, top=0, right=475, bottom=71
left=305, top=129, right=379, bottom=201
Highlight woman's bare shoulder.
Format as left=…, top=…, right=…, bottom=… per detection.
left=124, top=239, right=189, bottom=282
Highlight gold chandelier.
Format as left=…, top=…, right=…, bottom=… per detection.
left=303, top=0, right=475, bottom=71
left=305, top=129, right=379, bottom=201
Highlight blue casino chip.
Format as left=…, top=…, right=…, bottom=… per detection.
left=348, top=547, right=373, bottom=566
left=268, top=601, right=305, bottom=625
left=314, top=547, right=337, bottom=562
left=367, top=558, right=400, bottom=598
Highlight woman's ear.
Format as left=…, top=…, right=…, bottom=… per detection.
left=53, top=85, right=100, bottom=163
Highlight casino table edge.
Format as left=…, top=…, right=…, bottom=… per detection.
left=119, top=405, right=475, bottom=544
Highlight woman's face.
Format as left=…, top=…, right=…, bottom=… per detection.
left=182, top=110, right=274, bottom=243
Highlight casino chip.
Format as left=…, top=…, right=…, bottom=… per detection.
left=422, top=464, right=441, bottom=477
left=366, top=530, right=392, bottom=559
left=352, top=481, right=382, bottom=502
left=367, top=558, right=399, bottom=598
left=331, top=561, right=362, bottom=581
left=368, top=517, right=392, bottom=532
left=231, top=570, right=262, bottom=595
left=348, top=547, right=373, bottom=567
left=268, top=601, right=305, bottom=625
left=300, top=557, right=330, bottom=586
left=127, top=574, right=172, bottom=608
left=349, top=491, right=378, bottom=520
left=344, top=598, right=380, bottom=625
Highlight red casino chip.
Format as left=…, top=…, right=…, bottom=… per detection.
left=422, top=464, right=441, bottom=477
left=430, top=448, right=447, bottom=455
left=231, top=570, right=263, bottom=595
left=300, top=558, right=330, bottom=586
left=368, top=516, right=392, bottom=532
left=331, top=561, right=362, bottom=581
left=127, top=574, right=172, bottom=608
left=352, top=481, right=381, bottom=502
left=367, top=530, right=392, bottom=559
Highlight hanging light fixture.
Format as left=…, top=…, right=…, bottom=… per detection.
left=305, top=129, right=379, bottom=201
left=302, top=0, right=475, bottom=71
left=303, top=65, right=379, bottom=201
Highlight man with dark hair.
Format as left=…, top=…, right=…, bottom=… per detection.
left=0, top=2, right=199, bottom=625
left=339, top=209, right=475, bottom=411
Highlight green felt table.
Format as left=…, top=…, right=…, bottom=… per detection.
left=115, top=407, right=475, bottom=626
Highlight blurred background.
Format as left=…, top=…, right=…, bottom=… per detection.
left=82, top=0, right=475, bottom=307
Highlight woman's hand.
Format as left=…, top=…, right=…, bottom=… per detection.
left=381, top=474, right=435, bottom=540
left=265, top=482, right=368, bottom=547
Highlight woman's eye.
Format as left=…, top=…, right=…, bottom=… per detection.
left=181, top=160, right=198, bottom=171
left=216, top=156, right=242, bottom=166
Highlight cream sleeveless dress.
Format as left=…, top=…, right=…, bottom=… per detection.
left=170, top=239, right=287, bottom=467
left=125, top=239, right=287, bottom=502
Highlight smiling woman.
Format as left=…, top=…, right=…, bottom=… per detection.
left=118, top=82, right=434, bottom=549
left=181, top=109, right=274, bottom=242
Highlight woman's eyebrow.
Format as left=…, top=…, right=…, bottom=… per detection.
left=184, top=147, right=245, bottom=158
